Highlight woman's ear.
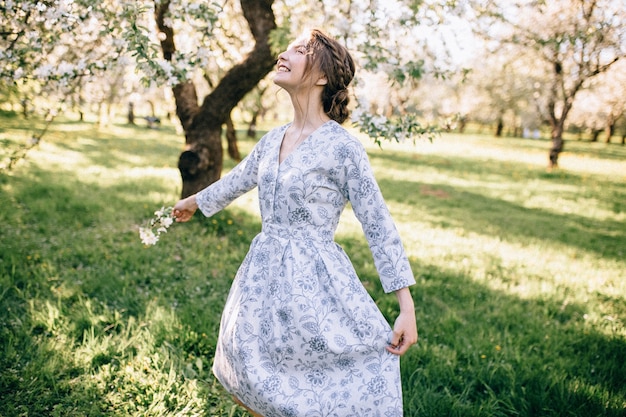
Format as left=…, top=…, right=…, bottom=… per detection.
left=316, top=74, right=328, bottom=86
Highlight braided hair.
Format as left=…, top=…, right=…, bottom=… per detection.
left=304, top=29, right=355, bottom=124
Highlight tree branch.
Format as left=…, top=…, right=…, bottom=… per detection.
left=195, top=0, right=277, bottom=128
left=154, top=0, right=200, bottom=131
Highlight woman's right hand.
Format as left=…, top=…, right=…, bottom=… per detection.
left=172, top=194, right=198, bottom=222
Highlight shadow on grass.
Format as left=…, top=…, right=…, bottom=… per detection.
left=395, top=260, right=626, bottom=417
left=334, top=229, right=626, bottom=416
left=558, top=138, right=626, bottom=161
left=0, top=172, right=260, bottom=416
left=3, top=175, right=624, bottom=417
left=381, top=177, right=624, bottom=261
left=368, top=152, right=626, bottom=261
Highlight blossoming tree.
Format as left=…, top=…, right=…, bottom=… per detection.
left=470, top=0, right=626, bottom=167
left=2, top=0, right=457, bottom=193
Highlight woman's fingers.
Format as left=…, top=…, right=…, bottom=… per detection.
left=386, top=330, right=412, bottom=355
left=386, top=315, right=418, bottom=356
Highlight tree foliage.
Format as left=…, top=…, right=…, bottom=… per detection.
left=2, top=0, right=455, bottom=135
left=2, top=0, right=462, bottom=186
left=469, top=0, right=626, bottom=166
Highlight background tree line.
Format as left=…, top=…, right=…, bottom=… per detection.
left=1, top=0, right=624, bottom=185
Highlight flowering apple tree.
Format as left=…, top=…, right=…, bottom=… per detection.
left=2, top=0, right=459, bottom=186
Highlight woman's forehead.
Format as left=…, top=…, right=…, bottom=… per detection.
left=290, top=29, right=317, bottom=48
left=288, top=36, right=309, bottom=49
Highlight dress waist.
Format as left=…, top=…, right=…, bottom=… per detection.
left=261, top=223, right=334, bottom=243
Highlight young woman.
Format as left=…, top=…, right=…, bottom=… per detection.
left=173, top=28, right=418, bottom=417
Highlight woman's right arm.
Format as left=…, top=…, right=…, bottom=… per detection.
left=172, top=129, right=273, bottom=222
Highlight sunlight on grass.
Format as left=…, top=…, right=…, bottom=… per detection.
left=82, top=166, right=179, bottom=183
left=379, top=132, right=626, bottom=178
left=27, top=142, right=93, bottom=168
left=2, top=116, right=624, bottom=416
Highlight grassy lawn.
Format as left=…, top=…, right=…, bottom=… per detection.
left=1, top=111, right=625, bottom=416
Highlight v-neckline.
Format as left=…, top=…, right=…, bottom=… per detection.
left=277, top=120, right=331, bottom=166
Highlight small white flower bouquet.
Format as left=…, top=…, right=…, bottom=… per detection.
left=139, top=206, right=175, bottom=246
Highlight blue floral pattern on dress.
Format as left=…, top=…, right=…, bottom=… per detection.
left=196, top=120, right=415, bottom=416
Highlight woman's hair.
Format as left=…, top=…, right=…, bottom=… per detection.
left=304, top=29, right=355, bottom=124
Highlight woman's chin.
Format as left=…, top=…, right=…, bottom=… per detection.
left=273, top=74, right=288, bottom=87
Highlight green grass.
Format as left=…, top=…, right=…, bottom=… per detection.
left=1, top=112, right=625, bottom=416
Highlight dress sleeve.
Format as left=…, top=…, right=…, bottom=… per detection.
left=195, top=136, right=265, bottom=218
left=341, top=139, right=416, bottom=293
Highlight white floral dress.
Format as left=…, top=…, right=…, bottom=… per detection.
left=196, top=120, right=415, bottom=417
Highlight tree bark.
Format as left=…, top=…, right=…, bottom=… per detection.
left=155, top=0, right=276, bottom=198
left=247, top=110, right=259, bottom=138
left=605, top=113, right=615, bottom=143
left=591, top=129, right=601, bottom=142
left=495, top=114, right=504, bottom=137
left=127, top=102, right=135, bottom=125
left=548, top=107, right=571, bottom=168
left=226, top=114, right=241, bottom=161
left=549, top=125, right=564, bottom=168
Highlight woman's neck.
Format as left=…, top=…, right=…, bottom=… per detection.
left=288, top=90, right=329, bottom=132
left=279, top=91, right=330, bottom=164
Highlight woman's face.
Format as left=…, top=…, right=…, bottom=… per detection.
left=274, top=36, right=318, bottom=90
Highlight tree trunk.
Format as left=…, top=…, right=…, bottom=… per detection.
left=155, top=0, right=276, bottom=198
left=247, top=110, right=259, bottom=138
left=495, top=117, right=504, bottom=137
left=128, top=102, right=135, bottom=125
left=458, top=115, right=467, bottom=133
left=226, top=114, right=241, bottom=161
left=549, top=123, right=565, bottom=168
left=21, top=99, right=29, bottom=119
left=591, top=129, right=601, bottom=142
left=546, top=70, right=575, bottom=169
left=605, top=114, right=615, bottom=143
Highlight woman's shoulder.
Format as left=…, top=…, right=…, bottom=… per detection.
left=322, top=120, right=360, bottom=143
left=322, top=121, right=366, bottom=152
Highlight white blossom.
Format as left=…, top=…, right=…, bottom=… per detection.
left=56, top=61, right=75, bottom=76
left=13, top=67, right=24, bottom=80
left=350, top=107, right=365, bottom=123
left=157, top=59, right=174, bottom=75
left=160, top=217, right=174, bottom=228
left=139, top=228, right=159, bottom=245
left=76, top=60, right=87, bottom=72
left=34, top=64, right=54, bottom=79
left=140, top=206, right=175, bottom=246
left=372, top=115, right=388, bottom=129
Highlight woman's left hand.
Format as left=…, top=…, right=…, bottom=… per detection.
left=386, top=311, right=418, bottom=356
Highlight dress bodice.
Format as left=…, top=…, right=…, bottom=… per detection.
left=196, top=120, right=415, bottom=293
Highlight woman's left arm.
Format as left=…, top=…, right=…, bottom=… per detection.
left=340, top=136, right=418, bottom=354
left=342, top=139, right=416, bottom=293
